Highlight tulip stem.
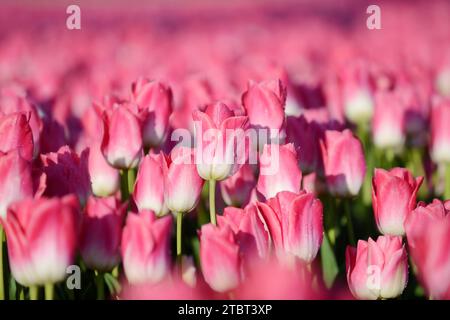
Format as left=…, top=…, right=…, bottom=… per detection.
left=344, top=199, right=356, bottom=246
left=120, top=169, right=130, bottom=201
left=209, top=180, right=217, bottom=226
left=29, top=286, right=38, bottom=300
left=44, top=283, right=53, bottom=300
left=0, top=226, right=4, bottom=300
left=176, top=212, right=183, bottom=258
left=445, top=164, right=450, bottom=200
left=95, top=271, right=104, bottom=300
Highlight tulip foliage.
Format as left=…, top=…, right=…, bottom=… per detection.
left=0, top=0, right=449, bottom=301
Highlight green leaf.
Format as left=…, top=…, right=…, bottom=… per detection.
left=104, top=273, right=121, bottom=296
left=320, top=234, right=339, bottom=289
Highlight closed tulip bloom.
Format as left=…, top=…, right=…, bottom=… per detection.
left=430, top=100, right=450, bottom=163
left=0, top=149, right=34, bottom=218
left=200, top=223, right=241, bottom=292
left=258, top=191, right=323, bottom=263
left=162, top=147, right=204, bottom=214
left=131, top=78, right=172, bottom=148
left=80, top=196, right=127, bottom=271
left=132, top=152, right=168, bottom=216
left=372, top=91, right=406, bottom=150
left=193, top=102, right=248, bottom=181
left=101, top=103, right=143, bottom=169
left=121, top=210, right=173, bottom=284
left=220, top=164, right=256, bottom=207
left=372, top=168, right=423, bottom=236
left=321, top=129, right=366, bottom=197
left=88, top=143, right=120, bottom=197
left=346, top=236, right=408, bottom=300
left=257, top=143, right=302, bottom=199
left=0, top=113, right=34, bottom=161
left=405, top=200, right=450, bottom=299
left=2, top=195, right=80, bottom=286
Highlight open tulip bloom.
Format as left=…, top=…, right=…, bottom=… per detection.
left=0, top=0, right=449, bottom=302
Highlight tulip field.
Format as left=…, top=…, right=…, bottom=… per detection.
left=0, top=0, right=449, bottom=301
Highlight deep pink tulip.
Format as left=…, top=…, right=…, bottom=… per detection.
left=2, top=195, right=80, bottom=286
left=193, top=101, right=249, bottom=181
left=80, top=196, right=127, bottom=271
left=321, top=129, right=366, bottom=197
left=346, top=236, right=408, bottom=300
left=430, top=99, right=450, bottom=163
left=88, top=143, right=120, bottom=197
left=200, top=223, right=241, bottom=292
left=0, top=149, right=34, bottom=218
left=131, top=78, right=172, bottom=148
left=258, top=191, right=323, bottom=263
left=162, top=147, right=204, bottom=213
left=405, top=200, right=450, bottom=299
left=121, top=210, right=172, bottom=284
left=372, top=168, right=423, bottom=236
left=219, top=164, right=256, bottom=207
left=257, top=143, right=302, bottom=199
left=101, top=103, right=143, bottom=169
left=0, top=113, right=34, bottom=161
left=133, top=152, right=168, bottom=216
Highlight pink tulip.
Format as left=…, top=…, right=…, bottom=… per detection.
left=131, top=78, right=172, bottom=148
left=121, top=210, right=172, bottom=284
left=0, top=113, right=34, bottom=161
left=41, top=145, right=92, bottom=205
left=219, top=164, right=256, bottom=207
left=193, top=101, right=248, bottom=181
left=0, top=150, right=34, bottom=218
left=257, top=143, right=302, bottom=199
left=258, top=191, right=323, bottom=263
left=132, top=152, right=168, bottom=216
left=162, top=147, right=204, bottom=213
left=88, top=143, right=120, bottom=197
left=346, top=236, right=408, bottom=300
left=321, top=129, right=366, bottom=197
left=2, top=195, right=80, bottom=286
left=405, top=200, right=450, bottom=299
left=80, top=196, right=127, bottom=271
left=101, top=103, right=143, bottom=169
left=430, top=99, right=450, bottom=163
left=200, top=223, right=241, bottom=292
left=372, top=168, right=423, bottom=236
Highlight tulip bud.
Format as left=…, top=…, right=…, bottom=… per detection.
left=101, top=103, right=143, bottom=169
left=257, top=143, right=302, bottom=199
left=219, top=164, right=256, bottom=207
left=321, top=129, right=366, bottom=197
left=0, top=150, right=34, bottom=218
left=162, top=147, right=204, bottom=214
left=2, top=195, right=80, bottom=286
left=193, top=102, right=248, bottom=181
left=346, top=236, right=408, bottom=300
left=430, top=100, right=450, bottom=163
left=80, top=196, right=127, bottom=271
left=131, top=78, right=172, bottom=148
left=121, top=210, right=172, bottom=284
left=88, top=143, right=120, bottom=197
left=200, top=223, right=241, bottom=292
left=0, top=113, right=34, bottom=161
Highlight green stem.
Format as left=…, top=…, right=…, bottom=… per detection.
left=344, top=199, right=356, bottom=246
left=176, top=212, right=183, bottom=259
left=29, top=286, right=39, bottom=300
left=44, top=283, right=53, bottom=300
left=127, top=168, right=136, bottom=195
left=209, top=180, right=217, bottom=226
left=445, top=163, right=450, bottom=200
left=120, top=169, right=130, bottom=201
left=95, top=272, right=104, bottom=300
left=0, top=227, right=4, bottom=300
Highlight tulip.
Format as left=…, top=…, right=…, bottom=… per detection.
left=41, top=145, right=92, bottom=205
left=2, top=195, right=80, bottom=287
left=257, top=143, right=302, bottom=199
left=372, top=168, right=423, bottom=236
left=88, top=143, right=120, bottom=197
left=101, top=102, right=143, bottom=169
left=258, top=191, right=323, bottom=263
left=121, top=210, right=172, bottom=284
left=321, top=129, right=366, bottom=197
left=131, top=78, right=172, bottom=148
left=0, top=150, right=34, bottom=218
left=430, top=100, right=450, bottom=164
left=0, top=113, right=34, bottom=161
left=132, top=152, right=168, bottom=216
left=80, top=196, right=127, bottom=272
left=405, top=200, right=450, bottom=299
left=346, top=236, right=408, bottom=300
left=199, top=223, right=241, bottom=292
left=219, top=164, right=256, bottom=207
